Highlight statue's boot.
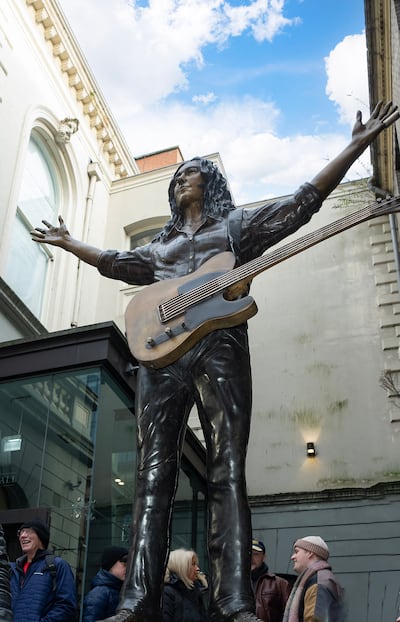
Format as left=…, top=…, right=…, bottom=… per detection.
left=98, top=607, right=160, bottom=622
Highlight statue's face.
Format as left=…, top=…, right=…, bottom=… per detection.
left=172, top=161, right=205, bottom=209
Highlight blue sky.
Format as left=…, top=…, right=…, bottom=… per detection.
left=57, top=0, right=369, bottom=204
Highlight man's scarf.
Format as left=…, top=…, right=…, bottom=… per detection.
left=282, top=560, right=331, bottom=622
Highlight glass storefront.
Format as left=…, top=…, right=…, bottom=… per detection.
left=0, top=323, right=207, bottom=611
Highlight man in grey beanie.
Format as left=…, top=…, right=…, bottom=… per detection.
left=283, top=536, right=344, bottom=622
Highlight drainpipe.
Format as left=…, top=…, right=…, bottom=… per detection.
left=71, top=162, right=101, bottom=327
left=367, top=179, right=400, bottom=298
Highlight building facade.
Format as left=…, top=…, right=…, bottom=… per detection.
left=0, top=0, right=400, bottom=619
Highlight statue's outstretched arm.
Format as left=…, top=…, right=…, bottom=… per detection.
left=31, top=215, right=102, bottom=266
left=311, top=100, right=399, bottom=200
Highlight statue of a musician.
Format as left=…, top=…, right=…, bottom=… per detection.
left=31, top=102, right=399, bottom=622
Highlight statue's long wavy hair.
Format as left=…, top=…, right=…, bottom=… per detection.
left=157, top=157, right=236, bottom=240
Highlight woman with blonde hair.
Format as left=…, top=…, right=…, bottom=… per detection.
left=162, top=548, right=207, bottom=622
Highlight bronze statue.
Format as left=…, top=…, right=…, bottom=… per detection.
left=31, top=101, right=399, bottom=622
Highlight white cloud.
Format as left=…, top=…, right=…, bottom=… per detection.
left=325, top=33, right=370, bottom=126
left=58, top=1, right=370, bottom=204
left=60, top=0, right=299, bottom=106
left=119, top=94, right=368, bottom=205
left=224, top=0, right=300, bottom=42
left=192, top=92, right=218, bottom=105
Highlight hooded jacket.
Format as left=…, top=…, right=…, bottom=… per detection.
left=83, top=568, right=124, bottom=622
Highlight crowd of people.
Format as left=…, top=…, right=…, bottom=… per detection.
left=0, top=517, right=399, bottom=622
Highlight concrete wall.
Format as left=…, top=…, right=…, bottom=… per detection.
left=247, top=183, right=400, bottom=495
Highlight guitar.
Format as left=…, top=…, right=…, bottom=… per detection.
left=125, top=195, right=400, bottom=368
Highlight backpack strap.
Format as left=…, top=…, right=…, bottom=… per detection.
left=45, top=554, right=57, bottom=593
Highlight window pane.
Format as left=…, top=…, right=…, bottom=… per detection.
left=130, top=228, right=160, bottom=249
left=5, top=212, right=48, bottom=315
left=5, top=134, right=58, bottom=316
left=20, top=138, right=57, bottom=226
left=0, top=366, right=135, bottom=601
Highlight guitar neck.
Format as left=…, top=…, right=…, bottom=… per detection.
left=160, top=196, right=400, bottom=322
left=223, top=198, right=397, bottom=288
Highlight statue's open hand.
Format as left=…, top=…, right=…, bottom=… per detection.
left=352, top=100, right=399, bottom=143
left=30, top=215, right=70, bottom=247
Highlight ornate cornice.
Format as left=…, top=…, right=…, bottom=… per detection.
left=25, top=0, right=137, bottom=179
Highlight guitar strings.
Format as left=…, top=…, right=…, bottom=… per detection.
left=159, top=199, right=394, bottom=322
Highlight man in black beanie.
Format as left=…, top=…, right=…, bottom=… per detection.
left=10, top=518, right=77, bottom=622
left=83, top=546, right=129, bottom=622
left=18, top=520, right=50, bottom=548
left=101, top=547, right=129, bottom=573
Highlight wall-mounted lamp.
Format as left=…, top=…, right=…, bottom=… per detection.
left=306, top=442, right=316, bottom=458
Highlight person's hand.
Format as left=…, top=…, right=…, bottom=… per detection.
left=30, top=215, right=70, bottom=247
left=351, top=100, right=399, bottom=144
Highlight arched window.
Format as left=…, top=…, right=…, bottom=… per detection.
left=130, top=228, right=161, bottom=250
left=125, top=216, right=169, bottom=251
left=5, top=133, right=59, bottom=316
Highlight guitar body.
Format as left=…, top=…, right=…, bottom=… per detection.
left=125, top=252, right=258, bottom=368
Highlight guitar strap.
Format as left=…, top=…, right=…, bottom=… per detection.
left=227, top=208, right=243, bottom=265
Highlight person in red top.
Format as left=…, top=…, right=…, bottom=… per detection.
left=10, top=519, right=77, bottom=622
left=251, top=539, right=291, bottom=622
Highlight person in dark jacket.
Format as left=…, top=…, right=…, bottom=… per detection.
left=283, top=535, right=344, bottom=622
left=83, top=546, right=129, bottom=622
left=251, top=538, right=291, bottom=622
left=10, top=519, right=77, bottom=622
left=162, top=549, right=207, bottom=622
